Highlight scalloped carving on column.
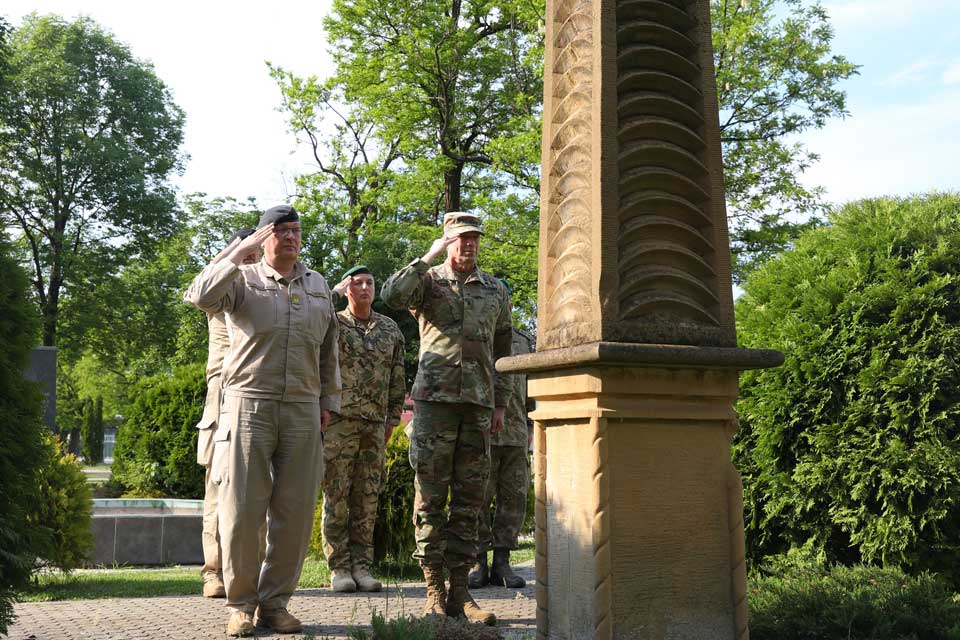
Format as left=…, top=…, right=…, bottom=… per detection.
left=534, top=420, right=549, bottom=639
left=591, top=417, right=612, bottom=639
left=540, top=0, right=595, bottom=350
left=615, top=0, right=730, bottom=345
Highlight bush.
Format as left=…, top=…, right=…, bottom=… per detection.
left=0, top=234, right=46, bottom=634
left=29, top=434, right=93, bottom=571
left=749, top=546, right=960, bottom=640
left=348, top=610, right=506, bottom=640
left=736, top=194, right=960, bottom=580
left=112, top=364, right=205, bottom=498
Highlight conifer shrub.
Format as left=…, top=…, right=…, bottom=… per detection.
left=30, top=434, right=93, bottom=571
left=0, top=234, right=46, bottom=633
left=736, top=193, right=960, bottom=582
left=112, top=364, right=205, bottom=498
left=749, top=546, right=960, bottom=640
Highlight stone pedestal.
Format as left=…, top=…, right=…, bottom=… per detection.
left=497, top=0, right=783, bottom=636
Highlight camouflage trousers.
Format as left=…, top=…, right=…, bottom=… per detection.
left=321, top=416, right=386, bottom=572
left=478, top=445, right=529, bottom=552
left=412, top=400, right=491, bottom=571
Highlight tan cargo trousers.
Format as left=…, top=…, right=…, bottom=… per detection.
left=213, top=394, right=324, bottom=614
left=200, top=457, right=267, bottom=579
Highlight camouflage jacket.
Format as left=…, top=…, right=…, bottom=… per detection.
left=381, top=259, right=513, bottom=409
left=492, top=328, right=535, bottom=447
left=336, top=309, right=406, bottom=425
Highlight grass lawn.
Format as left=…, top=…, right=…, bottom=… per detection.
left=20, top=541, right=535, bottom=602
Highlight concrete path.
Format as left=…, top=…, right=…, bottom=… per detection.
left=9, top=566, right=536, bottom=639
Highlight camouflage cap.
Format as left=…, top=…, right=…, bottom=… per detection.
left=342, top=265, right=371, bottom=280
left=443, top=211, right=483, bottom=236
left=257, top=204, right=299, bottom=229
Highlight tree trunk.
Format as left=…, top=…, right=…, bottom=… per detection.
left=444, top=164, right=463, bottom=213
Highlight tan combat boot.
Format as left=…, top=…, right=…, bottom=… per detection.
left=202, top=572, right=226, bottom=598
left=226, top=611, right=255, bottom=637
left=352, top=567, right=383, bottom=592
left=446, top=568, right=496, bottom=625
left=255, top=607, right=303, bottom=633
left=422, top=565, right=447, bottom=617
left=330, top=568, right=357, bottom=592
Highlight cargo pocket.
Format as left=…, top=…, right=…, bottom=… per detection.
left=211, top=425, right=231, bottom=486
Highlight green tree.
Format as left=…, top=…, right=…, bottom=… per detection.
left=81, top=396, right=104, bottom=464
left=0, top=14, right=185, bottom=347
left=713, top=0, right=858, bottom=279
left=735, top=193, right=960, bottom=583
left=0, top=232, right=46, bottom=633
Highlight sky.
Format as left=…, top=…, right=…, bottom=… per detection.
left=5, top=0, right=960, bottom=211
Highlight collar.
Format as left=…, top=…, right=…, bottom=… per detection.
left=339, top=308, right=379, bottom=329
left=438, top=260, right=483, bottom=285
left=260, top=259, right=306, bottom=284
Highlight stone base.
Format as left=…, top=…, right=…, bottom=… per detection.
left=524, top=363, right=752, bottom=640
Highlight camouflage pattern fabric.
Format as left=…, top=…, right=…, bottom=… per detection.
left=380, top=259, right=513, bottom=408
left=477, top=445, right=529, bottom=551
left=321, top=416, right=386, bottom=571
left=334, top=309, right=406, bottom=425
left=492, top=328, right=535, bottom=448
left=411, top=400, right=491, bottom=570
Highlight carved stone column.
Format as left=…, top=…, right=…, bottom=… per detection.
left=497, top=1, right=782, bottom=638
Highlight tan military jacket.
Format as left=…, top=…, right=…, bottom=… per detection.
left=492, top=328, right=535, bottom=447
left=196, top=312, right=229, bottom=431
left=381, top=259, right=512, bottom=409
left=184, top=259, right=341, bottom=410
left=336, top=309, right=406, bottom=425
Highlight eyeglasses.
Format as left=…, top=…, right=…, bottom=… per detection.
left=274, top=226, right=303, bottom=238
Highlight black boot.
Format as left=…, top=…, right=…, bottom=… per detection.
left=489, top=548, right=526, bottom=588
left=467, top=552, right=488, bottom=589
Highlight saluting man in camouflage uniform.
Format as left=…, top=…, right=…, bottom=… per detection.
left=322, top=265, right=406, bottom=594
left=195, top=228, right=265, bottom=599
left=381, top=212, right=512, bottom=626
left=469, top=304, right=534, bottom=590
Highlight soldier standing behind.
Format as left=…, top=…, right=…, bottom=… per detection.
left=195, top=228, right=263, bottom=598
left=381, top=212, right=512, bottom=626
left=470, top=300, right=535, bottom=590
left=322, top=265, right=406, bottom=593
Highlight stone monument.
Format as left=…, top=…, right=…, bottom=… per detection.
left=25, top=346, right=57, bottom=432
left=496, top=0, right=783, bottom=638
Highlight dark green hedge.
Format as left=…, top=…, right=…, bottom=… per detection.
left=112, top=364, right=205, bottom=498
left=736, top=193, right=960, bottom=581
left=0, top=235, right=46, bottom=633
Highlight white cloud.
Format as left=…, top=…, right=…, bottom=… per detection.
left=800, top=91, right=960, bottom=206
left=882, top=58, right=940, bottom=87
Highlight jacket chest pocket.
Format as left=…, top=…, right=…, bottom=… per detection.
left=302, top=290, right=331, bottom=342
left=245, top=282, right=279, bottom=332
left=463, top=289, right=496, bottom=342
left=427, top=281, right=462, bottom=329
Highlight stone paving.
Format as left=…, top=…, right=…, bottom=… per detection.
left=9, top=566, right=536, bottom=640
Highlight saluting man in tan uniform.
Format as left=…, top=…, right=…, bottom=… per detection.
left=185, top=205, right=341, bottom=636
left=195, top=227, right=266, bottom=599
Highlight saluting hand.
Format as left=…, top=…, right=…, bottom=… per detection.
left=421, top=232, right=458, bottom=264
left=333, top=275, right=353, bottom=297
left=229, top=225, right=273, bottom=266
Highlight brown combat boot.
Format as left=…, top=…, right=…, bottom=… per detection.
left=202, top=572, right=226, bottom=598
left=489, top=548, right=526, bottom=588
left=446, top=568, right=496, bottom=625
left=422, top=565, right=447, bottom=617
left=255, top=607, right=303, bottom=633
left=226, top=611, right=255, bottom=637
left=467, top=552, right=488, bottom=589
